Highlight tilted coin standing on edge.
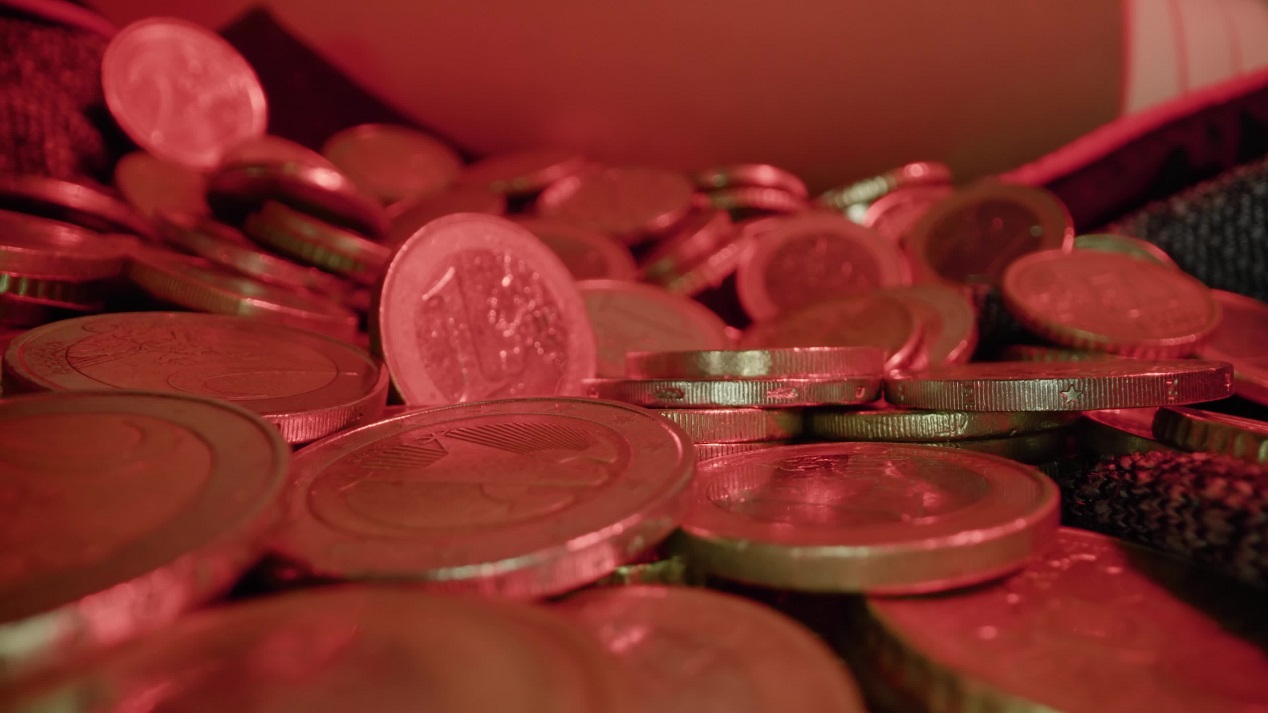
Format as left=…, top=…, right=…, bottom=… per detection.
left=113, top=151, right=209, bottom=219
left=272, top=398, right=694, bottom=597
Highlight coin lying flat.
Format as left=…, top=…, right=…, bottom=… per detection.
left=245, top=200, right=391, bottom=285
left=1199, top=290, right=1268, bottom=407
left=0, top=208, right=129, bottom=281
left=386, top=186, right=508, bottom=246
left=558, top=586, right=867, bottom=713
left=537, top=166, right=695, bottom=243
left=1079, top=407, right=1175, bottom=456
left=653, top=408, right=803, bottom=442
left=0, top=586, right=633, bottom=713
left=702, top=186, right=808, bottom=214
left=693, top=163, right=809, bottom=199
left=1152, top=407, right=1268, bottom=464
left=875, top=284, right=978, bottom=366
left=1075, top=232, right=1178, bottom=267
left=863, top=528, right=1268, bottom=713
left=102, top=18, right=266, bottom=170
left=579, top=279, right=730, bottom=377
left=458, top=147, right=588, bottom=195
left=209, top=161, right=388, bottom=238
left=274, top=397, right=693, bottom=597
left=0, top=174, right=153, bottom=238
left=808, top=406, right=1075, bottom=442
left=3, top=312, right=388, bottom=444
left=514, top=216, right=637, bottom=281
left=741, top=293, right=923, bottom=372
left=113, top=151, right=209, bottom=219
left=675, top=442, right=1059, bottom=593
left=322, top=123, right=462, bottom=203
left=886, top=360, right=1233, bottom=411
left=587, top=377, right=880, bottom=408
left=0, top=390, right=288, bottom=679
left=627, top=346, right=884, bottom=380
left=694, top=441, right=791, bottom=461
left=818, top=161, right=953, bottom=212
left=375, top=214, right=596, bottom=404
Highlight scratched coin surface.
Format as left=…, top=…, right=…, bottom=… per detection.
left=374, top=214, right=596, bottom=404
left=514, top=216, right=637, bottom=281
left=1002, top=249, right=1220, bottom=357
left=865, top=528, right=1268, bottom=713
left=102, top=18, right=266, bottom=169
left=536, top=166, right=695, bottom=243
left=274, top=398, right=694, bottom=597
left=558, top=586, right=867, bottom=713
left=0, top=586, right=633, bottom=713
left=741, top=294, right=922, bottom=372
left=0, top=390, right=287, bottom=678
left=579, top=279, right=731, bottom=377
left=322, top=124, right=462, bottom=204
left=1199, top=290, right=1268, bottom=407
left=676, top=442, right=1059, bottom=593
left=3, top=312, right=387, bottom=444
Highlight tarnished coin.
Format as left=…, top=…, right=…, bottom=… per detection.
left=808, top=405, right=1076, bottom=442
left=0, top=209, right=129, bottom=280
left=0, top=586, right=633, bottom=713
left=675, top=442, right=1059, bottom=593
left=321, top=124, right=462, bottom=203
left=638, top=208, right=734, bottom=285
left=653, top=408, right=803, bottom=442
left=579, top=279, right=730, bottom=377
left=458, top=147, right=588, bottom=195
left=1002, top=249, right=1220, bottom=357
left=864, top=528, right=1268, bottom=713
left=102, top=18, right=266, bottom=169
left=1152, top=407, right=1268, bottom=464
left=736, top=212, right=911, bottom=322
left=513, top=216, right=636, bottom=281
left=693, top=164, right=809, bottom=199
left=274, top=398, right=693, bottom=596
left=627, top=346, right=884, bottom=380
left=1075, top=232, right=1178, bottom=267
left=886, top=359, right=1233, bottom=411
left=694, top=441, right=791, bottom=461
left=818, top=161, right=954, bottom=212
left=113, top=151, right=208, bottom=219
left=862, top=185, right=954, bottom=243
left=245, top=201, right=391, bottom=285
left=741, top=294, right=923, bottom=372
left=386, top=186, right=508, bottom=246
left=875, top=284, right=978, bottom=366
left=558, top=586, right=867, bottom=713
left=374, top=214, right=596, bottom=404
left=537, top=166, right=695, bottom=243
left=905, top=183, right=1073, bottom=286
left=209, top=161, right=388, bottom=238
left=0, top=174, right=153, bottom=238
left=3, top=312, right=387, bottom=444
left=0, top=390, right=287, bottom=679
left=585, top=377, right=880, bottom=408
left=1199, top=290, right=1268, bottom=407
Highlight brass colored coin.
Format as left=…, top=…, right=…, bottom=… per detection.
left=808, top=406, right=1075, bottom=442
left=676, top=442, right=1059, bottom=593
left=0, top=174, right=153, bottom=239
left=113, top=151, right=209, bottom=219
left=1075, top=232, right=1178, bottom=267
left=1, top=586, right=634, bottom=712
left=876, top=284, right=978, bottom=366
left=694, top=441, right=790, bottom=461
left=0, top=209, right=129, bottom=281
left=274, top=398, right=694, bottom=597
left=886, top=360, right=1233, bottom=411
left=321, top=123, right=462, bottom=203
left=587, top=377, right=880, bottom=409
left=515, top=216, right=637, bottom=281
left=458, top=147, right=588, bottom=195
left=537, top=166, right=695, bottom=243
left=386, top=185, right=508, bottom=246
left=245, top=200, right=391, bottom=285
left=998, top=344, right=1119, bottom=362
left=817, top=161, right=954, bottom=211
left=579, top=279, right=730, bottom=377
left=654, top=408, right=803, bottom=443
left=701, top=186, right=810, bottom=214
left=0, top=390, right=287, bottom=679
left=864, top=527, right=1268, bottom=713
left=1002, top=249, right=1220, bottom=357
left=558, top=586, right=868, bottom=713
left=208, top=161, right=388, bottom=238
left=3, top=312, right=388, bottom=444
left=1200, top=290, right=1268, bottom=407
left=638, top=208, right=734, bottom=285
left=1080, top=407, right=1175, bottom=456
left=862, top=184, right=954, bottom=244
left=692, top=164, right=809, bottom=198
left=1153, top=407, right=1268, bottom=464
left=627, top=346, right=884, bottom=380
left=741, top=293, right=923, bottom=373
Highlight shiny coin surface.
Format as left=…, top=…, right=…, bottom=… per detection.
left=808, top=405, right=1076, bottom=442
left=676, top=442, right=1059, bottom=593
left=0, top=209, right=129, bottom=281
left=586, top=377, right=880, bottom=408
left=579, top=279, right=730, bottom=377
left=654, top=408, right=803, bottom=442
left=998, top=344, right=1118, bottom=362
left=0, top=390, right=287, bottom=679
left=537, top=166, right=694, bottom=243
left=102, top=18, right=266, bottom=170
left=693, top=163, right=809, bottom=198
left=736, top=213, right=911, bottom=322
left=1075, top=232, right=1178, bottom=267
left=862, top=184, right=954, bottom=243
left=818, top=161, right=953, bottom=211
left=275, top=398, right=693, bottom=596
left=113, top=151, right=209, bottom=219
left=1, top=586, right=633, bottom=712
left=3, top=312, right=387, bottom=444
left=1152, top=407, right=1268, bottom=464
left=876, top=284, right=978, bottom=366
left=638, top=208, right=734, bottom=285
left=886, top=359, right=1233, bottom=411
left=628, top=346, right=884, bottom=380
left=386, top=186, right=508, bottom=246
left=558, top=586, right=867, bottom=713
left=209, top=161, right=388, bottom=238
left=245, top=200, right=391, bottom=285
left=694, top=440, right=790, bottom=461
left=864, top=527, right=1268, bottom=713
left=741, top=293, right=922, bottom=372
left=0, top=174, right=153, bottom=238
left=1200, top=290, right=1268, bottom=407
left=375, top=214, right=596, bottom=404
left=1002, top=249, right=1220, bottom=357
left=458, top=147, right=588, bottom=195
left=513, top=216, right=636, bottom=281
left=906, top=183, right=1073, bottom=286
left=322, top=124, right=462, bottom=203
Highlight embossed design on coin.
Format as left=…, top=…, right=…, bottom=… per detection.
left=536, top=166, right=694, bottom=243
left=580, top=280, right=731, bottom=377
left=1200, top=290, right=1268, bottom=406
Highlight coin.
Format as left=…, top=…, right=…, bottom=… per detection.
left=585, top=376, right=880, bottom=408
left=579, top=279, right=730, bottom=377
left=1199, top=290, right=1268, bottom=407
left=244, top=201, right=391, bottom=285
left=905, top=183, right=1073, bottom=286
left=876, top=284, right=978, bottom=366
left=1002, top=249, right=1220, bottom=357
left=458, top=147, right=589, bottom=195
left=694, top=441, right=791, bottom=461
left=592, top=557, right=693, bottom=586
left=735, top=213, right=911, bottom=322
left=113, top=151, right=209, bottom=219
left=701, top=186, right=809, bottom=214
left=0, top=209, right=129, bottom=281
left=0, top=586, right=633, bottom=712
left=274, top=397, right=693, bottom=596
left=102, top=18, right=266, bottom=170
left=3, top=312, right=387, bottom=443
left=997, top=344, right=1118, bottom=362
left=1075, top=232, right=1178, bottom=267
left=638, top=208, right=734, bottom=285
left=374, top=214, right=596, bottom=404
left=1080, top=407, right=1175, bottom=456
left=817, top=161, right=954, bottom=212
left=536, top=166, right=695, bottom=243
left=321, top=124, right=462, bottom=204
left=863, top=527, right=1268, bottom=713
left=627, top=346, right=884, bottom=380
left=741, top=293, right=923, bottom=372
left=209, top=161, right=388, bottom=238
left=0, top=390, right=287, bottom=679
left=886, top=359, right=1233, bottom=411
left=1152, top=407, right=1268, bottom=464
left=808, top=405, right=1075, bottom=442
left=862, top=185, right=954, bottom=243
left=914, top=428, right=1074, bottom=465
left=127, top=249, right=361, bottom=339
left=220, top=134, right=336, bottom=169
left=513, top=216, right=636, bottom=281
left=659, top=224, right=756, bottom=296
left=558, top=586, right=867, bottom=713
left=0, top=294, right=74, bottom=328
left=653, top=408, right=803, bottom=442
left=0, top=174, right=153, bottom=238
left=675, top=442, right=1059, bottom=592
left=693, top=163, right=809, bottom=199
left=386, top=185, right=508, bottom=246
left=0, top=272, right=105, bottom=311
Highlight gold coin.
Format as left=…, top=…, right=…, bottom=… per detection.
left=1152, top=407, right=1268, bottom=464
left=808, top=406, right=1075, bottom=442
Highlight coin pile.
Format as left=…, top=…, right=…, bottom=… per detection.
left=2, top=16, right=1268, bottom=713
